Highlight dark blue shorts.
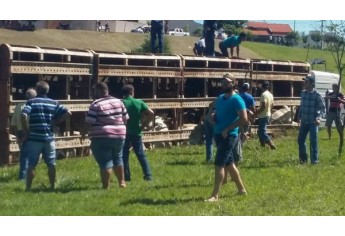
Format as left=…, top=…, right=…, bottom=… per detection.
left=214, top=134, right=238, bottom=167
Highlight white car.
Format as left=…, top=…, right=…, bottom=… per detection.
left=168, top=28, right=189, bottom=36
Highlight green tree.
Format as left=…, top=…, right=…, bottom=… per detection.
left=245, top=31, right=254, bottom=41
left=131, top=35, right=172, bottom=54
left=310, top=31, right=322, bottom=48
left=217, top=20, right=247, bottom=29
left=192, top=28, right=203, bottom=37
left=216, top=20, right=247, bottom=36
left=183, top=25, right=189, bottom=33
left=301, top=32, right=308, bottom=45
left=285, top=31, right=300, bottom=46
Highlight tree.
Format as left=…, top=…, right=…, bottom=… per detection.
left=192, top=28, right=203, bottom=37
left=310, top=31, right=322, bottom=48
left=323, top=20, right=345, bottom=155
left=183, top=25, right=189, bottom=34
left=285, top=31, right=300, bottom=46
left=301, top=32, right=309, bottom=47
left=216, top=20, right=247, bottom=35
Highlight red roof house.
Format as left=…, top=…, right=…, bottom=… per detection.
left=245, top=21, right=293, bottom=43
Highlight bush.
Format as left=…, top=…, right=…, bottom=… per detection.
left=131, top=35, right=172, bottom=54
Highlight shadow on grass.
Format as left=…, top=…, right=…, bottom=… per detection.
left=121, top=197, right=204, bottom=206
left=0, top=173, right=17, bottom=182
left=152, top=182, right=210, bottom=190
left=13, top=186, right=92, bottom=194
left=166, top=160, right=197, bottom=166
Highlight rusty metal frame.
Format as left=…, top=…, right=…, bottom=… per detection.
left=0, top=43, right=312, bottom=165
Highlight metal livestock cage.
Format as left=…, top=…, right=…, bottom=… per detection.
left=0, top=43, right=310, bottom=165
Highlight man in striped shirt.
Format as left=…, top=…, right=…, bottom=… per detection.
left=21, top=81, right=70, bottom=191
left=85, top=82, right=129, bottom=189
left=297, top=75, right=326, bottom=164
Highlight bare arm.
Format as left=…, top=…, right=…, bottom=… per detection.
left=52, top=110, right=71, bottom=126
left=193, top=46, right=198, bottom=56
left=80, top=123, right=91, bottom=139
left=255, top=101, right=267, bottom=116
left=221, top=109, right=247, bottom=138
left=142, top=108, right=154, bottom=121
left=230, top=47, right=234, bottom=57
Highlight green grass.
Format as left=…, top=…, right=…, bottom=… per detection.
left=1, top=128, right=345, bottom=216
left=243, top=41, right=340, bottom=73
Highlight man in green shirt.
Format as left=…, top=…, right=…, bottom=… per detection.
left=122, top=85, right=154, bottom=182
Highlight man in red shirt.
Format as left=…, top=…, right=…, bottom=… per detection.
left=325, top=83, right=345, bottom=139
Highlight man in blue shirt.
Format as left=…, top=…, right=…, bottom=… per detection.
left=297, top=75, right=326, bottom=164
left=21, top=81, right=70, bottom=191
left=218, top=32, right=246, bottom=57
left=239, top=82, right=255, bottom=137
left=150, top=20, right=164, bottom=53
left=205, top=73, right=247, bottom=202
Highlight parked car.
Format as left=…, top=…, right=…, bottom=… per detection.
left=131, top=27, right=144, bottom=33
left=131, top=25, right=151, bottom=33
left=168, top=28, right=189, bottom=36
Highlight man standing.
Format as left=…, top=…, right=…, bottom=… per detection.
left=11, top=88, right=37, bottom=180
left=239, top=82, right=255, bottom=139
left=218, top=32, right=246, bottom=58
left=21, top=81, right=70, bottom=191
left=298, top=75, right=326, bottom=164
left=325, top=83, right=345, bottom=140
left=205, top=73, right=247, bottom=202
left=85, top=82, right=128, bottom=189
left=255, top=81, right=276, bottom=149
left=203, top=20, right=217, bottom=56
left=150, top=20, right=164, bottom=53
left=122, top=84, right=153, bottom=182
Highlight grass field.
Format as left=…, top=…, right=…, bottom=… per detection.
left=1, top=128, right=345, bottom=216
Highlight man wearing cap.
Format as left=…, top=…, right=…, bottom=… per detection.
left=298, top=75, right=326, bottom=164
left=205, top=73, right=247, bottom=202
left=255, top=81, right=276, bottom=149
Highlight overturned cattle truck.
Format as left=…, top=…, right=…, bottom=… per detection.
left=0, top=43, right=311, bottom=165
left=0, top=44, right=94, bottom=165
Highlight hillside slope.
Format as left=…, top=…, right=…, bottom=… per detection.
left=0, top=28, right=261, bottom=58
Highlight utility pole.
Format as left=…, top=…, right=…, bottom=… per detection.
left=320, top=20, right=324, bottom=49
left=293, top=20, right=295, bottom=31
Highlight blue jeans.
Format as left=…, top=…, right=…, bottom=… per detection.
left=298, top=122, right=319, bottom=164
left=258, top=116, right=271, bottom=143
left=25, top=140, right=56, bottom=168
left=150, top=21, right=163, bottom=53
left=17, top=130, right=28, bottom=180
left=204, top=120, right=214, bottom=162
left=205, top=29, right=215, bottom=56
left=123, top=134, right=152, bottom=181
left=90, top=138, right=124, bottom=169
